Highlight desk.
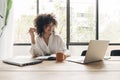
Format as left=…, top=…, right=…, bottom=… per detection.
left=0, top=57, right=120, bottom=80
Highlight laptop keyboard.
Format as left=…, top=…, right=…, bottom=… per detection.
left=66, top=56, right=85, bottom=63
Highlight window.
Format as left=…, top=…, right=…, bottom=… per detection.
left=13, top=0, right=120, bottom=46
left=13, top=0, right=36, bottom=43
left=70, top=0, right=96, bottom=43
left=99, top=0, right=120, bottom=43
left=13, top=0, right=66, bottom=44
left=38, top=0, right=67, bottom=41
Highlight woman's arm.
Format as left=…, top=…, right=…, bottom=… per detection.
left=29, top=28, right=36, bottom=44
left=29, top=28, right=44, bottom=58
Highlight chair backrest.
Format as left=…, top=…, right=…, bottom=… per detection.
left=81, top=50, right=87, bottom=56
left=111, top=50, right=120, bottom=56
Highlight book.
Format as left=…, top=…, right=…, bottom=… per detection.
left=2, top=57, right=43, bottom=67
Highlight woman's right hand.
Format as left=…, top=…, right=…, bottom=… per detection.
left=29, top=28, right=37, bottom=44
left=29, top=28, right=37, bottom=38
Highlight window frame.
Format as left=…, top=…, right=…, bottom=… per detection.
left=14, top=0, right=120, bottom=48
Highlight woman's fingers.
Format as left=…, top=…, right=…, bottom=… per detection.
left=29, top=28, right=36, bottom=33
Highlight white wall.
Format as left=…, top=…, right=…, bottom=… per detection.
left=13, top=46, right=31, bottom=57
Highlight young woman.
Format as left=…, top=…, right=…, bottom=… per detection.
left=29, top=14, right=70, bottom=60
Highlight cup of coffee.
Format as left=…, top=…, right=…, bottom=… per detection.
left=56, top=52, right=66, bottom=62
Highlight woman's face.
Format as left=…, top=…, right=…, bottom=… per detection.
left=44, top=23, right=55, bottom=35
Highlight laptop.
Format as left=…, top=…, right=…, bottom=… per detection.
left=66, top=40, right=109, bottom=64
left=3, top=57, right=43, bottom=67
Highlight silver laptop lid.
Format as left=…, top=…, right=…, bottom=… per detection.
left=84, top=40, right=109, bottom=63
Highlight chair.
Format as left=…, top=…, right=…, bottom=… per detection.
left=111, top=50, right=120, bottom=56
left=81, top=50, right=87, bottom=56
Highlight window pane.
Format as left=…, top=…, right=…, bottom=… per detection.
left=39, top=0, right=67, bottom=42
left=70, top=0, right=96, bottom=42
left=99, top=0, right=120, bottom=43
left=13, top=0, right=36, bottom=43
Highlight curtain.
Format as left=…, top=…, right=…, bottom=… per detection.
left=0, top=0, right=6, bottom=35
left=0, top=0, right=13, bottom=59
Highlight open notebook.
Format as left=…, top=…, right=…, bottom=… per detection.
left=3, top=57, right=43, bottom=67
left=35, top=54, right=56, bottom=60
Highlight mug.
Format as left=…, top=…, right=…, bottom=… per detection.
left=56, top=52, right=66, bottom=62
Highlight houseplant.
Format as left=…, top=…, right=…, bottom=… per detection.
left=0, top=0, right=12, bottom=37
